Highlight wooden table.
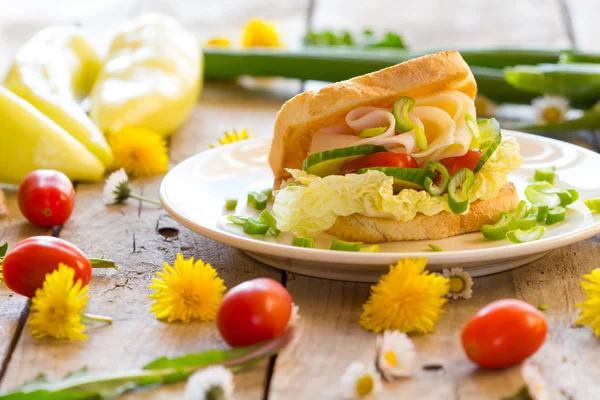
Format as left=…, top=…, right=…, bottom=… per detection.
left=1, top=1, right=600, bottom=398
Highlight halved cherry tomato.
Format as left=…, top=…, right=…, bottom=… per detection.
left=217, top=278, right=292, bottom=347
left=441, top=150, right=482, bottom=176
left=18, top=170, right=75, bottom=228
left=340, top=153, right=418, bottom=175
left=461, top=299, right=547, bottom=369
left=2, top=236, right=92, bottom=298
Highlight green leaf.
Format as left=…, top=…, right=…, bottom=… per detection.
left=143, top=346, right=259, bottom=370
left=0, top=242, right=8, bottom=258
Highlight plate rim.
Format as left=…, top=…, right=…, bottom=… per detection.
left=160, top=130, right=600, bottom=266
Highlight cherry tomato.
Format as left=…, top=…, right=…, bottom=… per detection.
left=217, top=278, right=292, bottom=347
left=461, top=299, right=547, bottom=369
left=440, top=150, right=482, bottom=176
left=340, top=153, right=418, bottom=174
left=2, top=236, right=91, bottom=298
left=18, top=170, right=75, bottom=228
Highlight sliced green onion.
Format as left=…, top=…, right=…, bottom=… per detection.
left=428, top=244, right=444, bottom=252
left=330, top=239, right=363, bottom=251
left=262, top=188, right=273, bottom=201
left=507, top=226, right=545, bottom=244
left=227, top=215, right=247, bottom=225
left=286, top=182, right=297, bottom=187
left=359, top=126, right=387, bottom=138
left=448, top=168, right=474, bottom=214
left=225, top=198, right=238, bottom=211
left=546, top=206, right=566, bottom=225
left=424, top=161, right=450, bottom=196
left=360, top=244, right=380, bottom=252
left=584, top=197, right=600, bottom=213
left=525, top=182, right=560, bottom=207
left=517, top=215, right=537, bottom=230
left=534, top=204, right=549, bottom=222
left=510, top=200, right=529, bottom=220
left=259, top=210, right=280, bottom=235
left=473, top=118, right=502, bottom=173
left=291, top=237, right=315, bottom=248
left=538, top=304, right=548, bottom=311
left=540, top=187, right=579, bottom=207
left=465, top=113, right=480, bottom=148
left=481, top=212, right=518, bottom=240
left=243, top=217, right=270, bottom=235
left=392, top=96, right=428, bottom=150
left=534, top=166, right=556, bottom=184
left=247, top=191, right=268, bottom=210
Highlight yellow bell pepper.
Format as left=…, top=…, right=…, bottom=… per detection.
left=90, top=13, right=203, bottom=137
left=0, top=86, right=104, bottom=184
left=4, top=26, right=113, bottom=167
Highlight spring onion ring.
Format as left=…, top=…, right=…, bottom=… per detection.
left=428, top=244, right=444, bottom=252
left=359, top=126, right=387, bottom=138
left=243, top=217, right=270, bottom=235
left=392, top=96, right=428, bottom=150
left=225, top=198, right=238, bottom=211
left=247, top=191, right=268, bottom=210
left=534, top=166, right=556, bottom=184
left=330, top=239, right=363, bottom=251
left=424, top=161, right=450, bottom=196
left=360, top=244, right=380, bottom=252
left=584, top=197, right=600, bottom=213
left=546, top=206, right=566, bottom=225
left=506, top=226, right=546, bottom=244
left=227, top=215, right=247, bottom=225
left=448, top=168, right=474, bottom=214
left=291, top=237, right=315, bottom=248
left=259, top=210, right=280, bottom=235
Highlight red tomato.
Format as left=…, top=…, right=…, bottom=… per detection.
left=461, top=299, right=547, bottom=369
left=217, top=278, right=292, bottom=347
left=18, top=170, right=75, bottom=228
left=441, top=150, right=482, bottom=176
left=340, top=153, right=418, bottom=174
left=2, top=236, right=92, bottom=298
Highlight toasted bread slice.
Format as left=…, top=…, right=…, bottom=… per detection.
left=268, top=50, right=476, bottom=183
left=0, top=189, right=7, bottom=218
left=326, top=183, right=518, bottom=243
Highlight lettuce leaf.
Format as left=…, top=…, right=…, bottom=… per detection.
left=273, top=138, right=523, bottom=237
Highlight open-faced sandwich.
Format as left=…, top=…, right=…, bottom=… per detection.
left=269, top=50, right=523, bottom=243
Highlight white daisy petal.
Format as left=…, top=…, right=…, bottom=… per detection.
left=103, top=168, right=130, bottom=205
left=442, top=268, right=474, bottom=300
left=532, top=95, right=569, bottom=125
left=376, top=330, right=416, bottom=379
left=340, top=361, right=382, bottom=399
left=289, top=303, right=301, bottom=326
left=521, top=361, right=551, bottom=400
left=183, top=365, right=234, bottom=400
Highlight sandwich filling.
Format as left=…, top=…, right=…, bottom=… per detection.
left=272, top=91, right=523, bottom=238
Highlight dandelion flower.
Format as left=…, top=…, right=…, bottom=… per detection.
left=340, top=361, right=382, bottom=399
left=475, top=95, right=497, bottom=118
left=242, top=19, right=282, bottom=48
left=532, top=95, right=569, bottom=125
left=205, top=36, right=231, bottom=47
left=28, top=264, right=89, bottom=341
left=376, top=330, right=416, bottom=380
left=149, top=254, right=226, bottom=323
left=575, top=268, right=600, bottom=336
left=102, top=169, right=162, bottom=206
left=210, top=129, right=256, bottom=148
left=109, top=127, right=169, bottom=177
left=442, top=268, right=473, bottom=300
left=359, top=258, right=449, bottom=334
left=183, top=365, right=234, bottom=400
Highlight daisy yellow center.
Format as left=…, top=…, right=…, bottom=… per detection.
left=542, top=107, right=562, bottom=123
left=384, top=350, right=398, bottom=367
left=449, top=276, right=466, bottom=294
left=355, top=375, right=374, bottom=397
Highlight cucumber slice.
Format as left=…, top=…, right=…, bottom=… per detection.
left=357, top=167, right=433, bottom=191
left=302, top=144, right=387, bottom=177
left=473, top=118, right=502, bottom=173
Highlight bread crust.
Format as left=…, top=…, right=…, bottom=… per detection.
left=268, top=50, right=477, bottom=181
left=325, top=183, right=518, bottom=243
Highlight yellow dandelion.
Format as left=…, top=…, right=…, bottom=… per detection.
left=109, top=127, right=169, bottom=177
left=28, top=264, right=89, bottom=342
left=575, top=268, right=600, bottom=337
left=205, top=36, right=231, bottom=47
left=210, top=129, right=256, bottom=148
left=149, top=254, right=226, bottom=323
left=242, top=18, right=282, bottom=48
left=359, top=258, right=449, bottom=334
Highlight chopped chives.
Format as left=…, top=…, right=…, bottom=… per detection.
left=259, top=210, right=280, bottom=235
left=360, top=244, right=380, bottom=252
left=291, top=237, right=315, bottom=248
left=330, top=239, right=363, bottom=251
left=534, top=166, right=556, bottom=184
left=506, top=226, right=545, bottom=244
left=534, top=204, right=549, bottom=222
left=225, top=198, right=238, bottom=211
left=247, top=191, right=268, bottom=210
left=428, top=244, right=443, bottom=252
left=262, top=188, right=274, bottom=201
left=243, top=217, right=270, bottom=235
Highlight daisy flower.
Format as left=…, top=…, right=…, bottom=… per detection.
left=532, top=95, right=569, bottom=125
left=242, top=19, right=282, bottom=48
left=149, top=254, right=226, bottom=323
left=210, top=128, right=256, bottom=148
left=442, top=268, right=473, bottom=300
left=103, top=169, right=161, bottom=206
left=183, top=365, right=234, bottom=400
left=520, top=361, right=551, bottom=400
left=359, top=258, right=449, bottom=334
left=28, top=264, right=111, bottom=341
left=475, top=95, right=497, bottom=118
left=575, top=268, right=600, bottom=336
left=340, top=361, right=382, bottom=399
left=205, top=36, right=231, bottom=47
left=376, top=330, right=416, bottom=380
left=290, top=303, right=301, bottom=326
left=109, top=127, right=169, bottom=178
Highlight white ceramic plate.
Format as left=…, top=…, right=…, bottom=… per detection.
left=160, top=131, right=600, bottom=282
